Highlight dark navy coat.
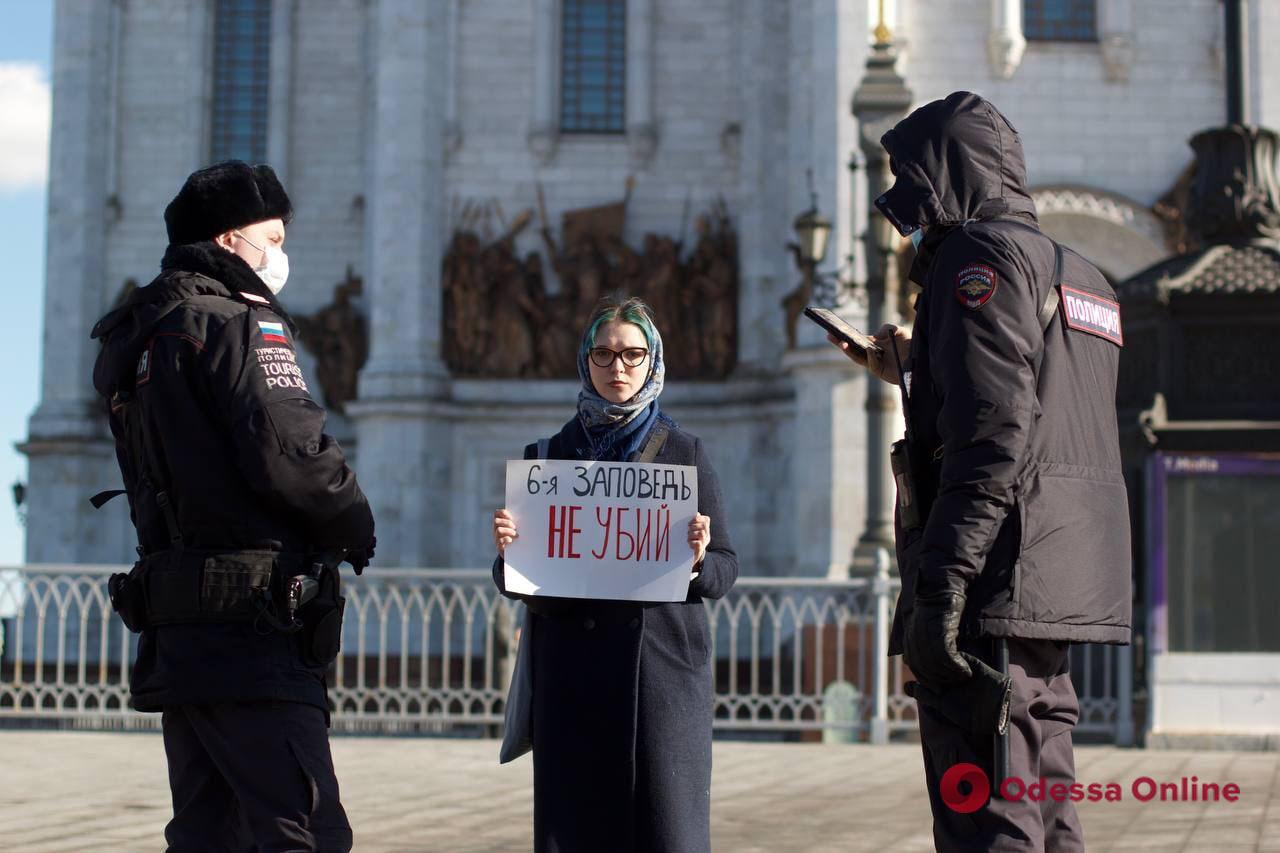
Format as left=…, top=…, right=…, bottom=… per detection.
left=493, top=417, right=737, bottom=853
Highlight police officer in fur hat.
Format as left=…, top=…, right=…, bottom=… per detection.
left=833, top=93, right=1132, bottom=851
left=91, top=161, right=375, bottom=851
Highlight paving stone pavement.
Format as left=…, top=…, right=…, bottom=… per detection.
left=2, top=732, right=1279, bottom=851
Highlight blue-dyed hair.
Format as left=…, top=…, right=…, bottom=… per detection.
left=579, top=295, right=659, bottom=359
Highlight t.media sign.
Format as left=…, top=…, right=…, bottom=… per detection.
left=503, top=460, right=698, bottom=602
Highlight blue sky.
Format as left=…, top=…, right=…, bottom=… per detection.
left=0, top=1, right=52, bottom=564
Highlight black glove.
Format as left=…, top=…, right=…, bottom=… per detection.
left=346, top=535, right=376, bottom=575
left=905, top=652, right=1012, bottom=735
left=904, top=588, right=972, bottom=687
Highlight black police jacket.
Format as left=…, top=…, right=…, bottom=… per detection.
left=879, top=92, right=1132, bottom=650
left=91, top=241, right=374, bottom=710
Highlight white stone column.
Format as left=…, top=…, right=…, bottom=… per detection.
left=104, top=0, right=124, bottom=222
left=799, top=0, right=870, bottom=286
left=625, top=0, right=656, bottom=164
left=444, top=0, right=463, bottom=156
left=22, top=0, right=117, bottom=563
left=735, top=0, right=791, bottom=372
left=987, top=0, right=1026, bottom=80
left=266, top=0, right=296, bottom=178
left=782, top=341, right=867, bottom=578
left=189, top=0, right=213, bottom=165
left=528, top=0, right=561, bottom=163
left=833, top=0, right=870, bottom=281
left=1251, top=0, right=1280, bottom=127
left=360, top=0, right=447, bottom=401
left=349, top=0, right=451, bottom=567
left=785, top=0, right=814, bottom=231
left=1099, top=0, right=1135, bottom=83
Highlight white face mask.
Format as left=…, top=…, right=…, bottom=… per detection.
left=235, top=231, right=290, bottom=294
left=909, top=227, right=926, bottom=251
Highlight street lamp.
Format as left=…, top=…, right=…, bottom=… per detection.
left=792, top=202, right=832, bottom=268
left=782, top=192, right=836, bottom=349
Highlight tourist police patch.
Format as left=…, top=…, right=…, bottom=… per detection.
left=955, top=263, right=998, bottom=310
left=1060, top=285, right=1124, bottom=346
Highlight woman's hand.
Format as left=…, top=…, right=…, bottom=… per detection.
left=688, top=513, right=711, bottom=570
left=828, top=323, right=911, bottom=385
left=494, top=509, right=518, bottom=555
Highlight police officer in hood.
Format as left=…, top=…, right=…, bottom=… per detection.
left=91, top=161, right=375, bottom=851
left=831, top=92, right=1131, bottom=851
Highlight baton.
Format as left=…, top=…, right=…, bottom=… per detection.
left=992, top=637, right=1010, bottom=797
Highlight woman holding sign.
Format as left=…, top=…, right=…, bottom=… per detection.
left=492, top=296, right=738, bottom=853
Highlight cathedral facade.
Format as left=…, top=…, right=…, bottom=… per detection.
left=26, top=0, right=1279, bottom=578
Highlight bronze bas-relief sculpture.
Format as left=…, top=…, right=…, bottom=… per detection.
left=295, top=267, right=369, bottom=414
left=441, top=193, right=738, bottom=380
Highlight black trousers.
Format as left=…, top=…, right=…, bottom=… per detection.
left=161, top=701, right=352, bottom=852
left=917, top=638, right=1085, bottom=853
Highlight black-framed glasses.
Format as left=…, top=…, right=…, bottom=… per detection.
left=589, top=346, right=649, bottom=369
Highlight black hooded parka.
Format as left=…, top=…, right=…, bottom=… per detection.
left=91, top=242, right=374, bottom=710
left=879, top=92, right=1132, bottom=650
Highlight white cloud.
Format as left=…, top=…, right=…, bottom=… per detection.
left=0, top=63, right=51, bottom=193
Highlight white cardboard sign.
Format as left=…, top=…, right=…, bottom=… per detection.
left=503, top=459, right=698, bottom=602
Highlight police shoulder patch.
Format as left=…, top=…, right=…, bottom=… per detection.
left=955, top=263, right=998, bottom=310
left=1060, top=285, right=1124, bottom=346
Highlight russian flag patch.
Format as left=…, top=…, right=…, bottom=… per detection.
left=257, top=321, right=289, bottom=344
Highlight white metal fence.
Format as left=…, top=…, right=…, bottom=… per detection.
left=0, top=563, right=1133, bottom=743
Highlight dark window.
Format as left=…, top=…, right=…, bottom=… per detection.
left=210, top=0, right=272, bottom=163
left=1024, top=0, right=1096, bottom=42
left=560, top=0, right=626, bottom=134
left=1158, top=456, right=1280, bottom=653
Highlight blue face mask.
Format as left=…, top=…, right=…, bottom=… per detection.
left=910, top=228, right=926, bottom=251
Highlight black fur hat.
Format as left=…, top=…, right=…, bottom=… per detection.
left=164, top=160, right=293, bottom=245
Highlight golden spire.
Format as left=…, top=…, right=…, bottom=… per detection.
left=874, top=0, right=893, bottom=44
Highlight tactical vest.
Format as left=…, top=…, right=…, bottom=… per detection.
left=94, top=388, right=345, bottom=668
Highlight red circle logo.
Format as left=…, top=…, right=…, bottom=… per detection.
left=940, top=763, right=990, bottom=814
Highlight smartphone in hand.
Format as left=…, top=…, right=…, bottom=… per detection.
left=803, top=307, right=881, bottom=356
